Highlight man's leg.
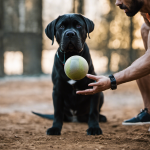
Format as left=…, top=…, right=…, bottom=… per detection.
left=137, top=23, right=150, bottom=112
left=137, top=75, right=150, bottom=113
left=122, top=75, right=150, bottom=125
left=122, top=23, right=150, bottom=125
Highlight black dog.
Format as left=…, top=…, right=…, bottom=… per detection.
left=32, top=14, right=106, bottom=135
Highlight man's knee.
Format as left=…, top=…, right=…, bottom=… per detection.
left=141, top=23, right=150, bottom=37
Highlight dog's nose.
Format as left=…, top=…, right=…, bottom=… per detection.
left=65, top=31, right=75, bottom=38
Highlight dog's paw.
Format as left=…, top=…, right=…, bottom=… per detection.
left=46, top=127, right=61, bottom=135
left=99, top=114, right=107, bottom=122
left=86, top=127, right=102, bottom=135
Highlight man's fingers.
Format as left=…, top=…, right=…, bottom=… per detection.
left=88, top=82, right=102, bottom=87
left=86, top=74, right=98, bottom=81
left=84, top=92, right=96, bottom=95
left=76, top=88, right=95, bottom=94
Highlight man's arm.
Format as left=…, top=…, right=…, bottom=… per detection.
left=77, top=24, right=150, bottom=95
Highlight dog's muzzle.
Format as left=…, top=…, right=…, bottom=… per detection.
left=60, top=29, right=83, bottom=53
left=65, top=31, right=76, bottom=38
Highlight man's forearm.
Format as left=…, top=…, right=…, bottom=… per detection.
left=114, top=50, right=150, bottom=85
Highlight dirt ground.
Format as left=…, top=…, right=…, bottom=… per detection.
left=0, top=76, right=150, bottom=150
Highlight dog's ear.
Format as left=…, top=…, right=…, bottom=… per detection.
left=79, top=14, right=94, bottom=39
left=45, top=16, right=60, bottom=45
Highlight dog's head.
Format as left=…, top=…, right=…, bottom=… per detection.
left=45, top=14, right=94, bottom=53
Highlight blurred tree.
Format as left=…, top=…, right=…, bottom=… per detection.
left=0, top=0, right=4, bottom=76
left=1, top=0, right=43, bottom=75
left=73, top=0, right=84, bottom=14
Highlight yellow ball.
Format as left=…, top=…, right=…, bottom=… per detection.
left=64, top=55, right=89, bottom=80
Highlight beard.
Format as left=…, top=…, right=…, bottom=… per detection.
left=119, top=0, right=144, bottom=17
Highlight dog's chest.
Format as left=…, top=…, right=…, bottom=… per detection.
left=64, top=80, right=88, bottom=110
left=67, top=80, right=79, bottom=91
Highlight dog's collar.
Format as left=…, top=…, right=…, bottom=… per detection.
left=56, top=49, right=83, bottom=65
left=57, top=49, right=66, bottom=65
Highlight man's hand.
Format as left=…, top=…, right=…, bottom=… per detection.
left=76, top=74, right=111, bottom=95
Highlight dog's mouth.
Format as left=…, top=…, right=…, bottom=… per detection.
left=66, top=42, right=82, bottom=53
left=67, top=42, right=75, bottom=50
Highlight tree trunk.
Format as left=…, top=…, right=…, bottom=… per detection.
left=0, top=0, right=4, bottom=77
left=73, top=0, right=84, bottom=14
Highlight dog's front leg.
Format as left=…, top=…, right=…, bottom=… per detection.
left=87, top=93, right=102, bottom=135
left=46, top=91, right=64, bottom=135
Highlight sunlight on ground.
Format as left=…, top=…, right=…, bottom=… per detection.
left=4, top=51, right=23, bottom=75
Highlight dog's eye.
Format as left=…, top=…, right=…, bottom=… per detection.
left=76, top=24, right=81, bottom=28
left=59, top=25, right=65, bottom=29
